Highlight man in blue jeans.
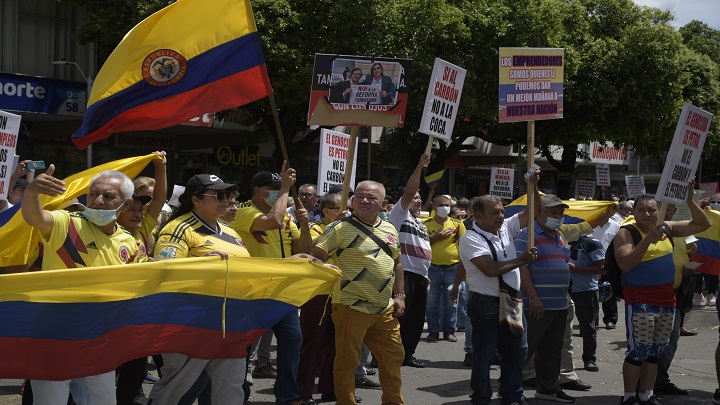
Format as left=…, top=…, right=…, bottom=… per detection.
left=458, top=178, right=539, bottom=405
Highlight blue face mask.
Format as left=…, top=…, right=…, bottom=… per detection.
left=544, top=215, right=564, bottom=230
left=378, top=212, right=388, bottom=220
left=82, top=207, right=120, bottom=226
left=263, top=190, right=280, bottom=206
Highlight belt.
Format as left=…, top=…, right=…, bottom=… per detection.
left=431, top=263, right=458, bottom=268
left=469, top=291, right=499, bottom=301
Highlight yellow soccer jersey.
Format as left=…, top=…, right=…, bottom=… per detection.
left=309, top=219, right=328, bottom=239
left=315, top=216, right=400, bottom=314
left=231, top=200, right=300, bottom=258
left=423, top=217, right=466, bottom=265
left=156, top=211, right=249, bottom=259
left=40, top=211, right=142, bottom=271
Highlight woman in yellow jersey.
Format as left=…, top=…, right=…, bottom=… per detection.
left=148, top=174, right=249, bottom=405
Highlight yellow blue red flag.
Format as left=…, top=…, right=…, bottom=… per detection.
left=71, top=0, right=272, bottom=149
left=504, top=194, right=612, bottom=225
left=424, top=169, right=445, bottom=189
left=0, top=154, right=160, bottom=266
left=690, top=207, right=720, bottom=275
left=0, top=256, right=339, bottom=379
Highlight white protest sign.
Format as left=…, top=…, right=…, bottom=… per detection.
left=419, top=58, right=466, bottom=142
left=489, top=167, right=514, bottom=199
left=596, top=163, right=610, bottom=186
left=0, top=111, right=21, bottom=201
left=574, top=180, right=595, bottom=198
left=317, top=128, right=359, bottom=195
left=625, top=175, right=646, bottom=198
left=349, top=84, right=382, bottom=105
left=656, top=103, right=713, bottom=205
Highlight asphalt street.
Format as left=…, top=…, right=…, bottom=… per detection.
left=0, top=304, right=717, bottom=404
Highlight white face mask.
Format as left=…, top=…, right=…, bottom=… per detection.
left=435, top=206, right=451, bottom=218
left=82, top=207, right=120, bottom=226
left=543, top=215, right=564, bottom=230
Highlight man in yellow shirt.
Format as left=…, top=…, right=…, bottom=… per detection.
left=423, top=194, right=466, bottom=342
left=22, top=165, right=143, bottom=404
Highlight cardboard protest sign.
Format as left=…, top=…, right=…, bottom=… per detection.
left=317, top=129, right=358, bottom=194
left=625, top=175, right=646, bottom=198
left=0, top=111, right=20, bottom=201
left=656, top=103, right=713, bottom=205
left=308, top=54, right=411, bottom=127
left=499, top=48, right=564, bottom=123
left=419, top=58, right=466, bottom=142
left=574, top=180, right=595, bottom=199
left=602, top=186, right=618, bottom=199
left=596, top=163, right=610, bottom=186
left=489, top=167, right=514, bottom=199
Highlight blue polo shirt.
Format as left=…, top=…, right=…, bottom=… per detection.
left=569, top=235, right=605, bottom=292
left=514, top=220, right=571, bottom=310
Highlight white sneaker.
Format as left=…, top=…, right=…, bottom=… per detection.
left=693, top=293, right=706, bottom=306
left=708, top=293, right=717, bottom=306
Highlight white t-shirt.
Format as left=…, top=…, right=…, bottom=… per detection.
left=459, top=214, right=521, bottom=296
left=388, top=202, right=432, bottom=277
left=592, top=218, right=620, bottom=250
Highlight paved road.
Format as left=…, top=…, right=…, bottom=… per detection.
left=1, top=304, right=717, bottom=404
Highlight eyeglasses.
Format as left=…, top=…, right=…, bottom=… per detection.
left=201, top=192, right=229, bottom=201
left=299, top=193, right=316, bottom=198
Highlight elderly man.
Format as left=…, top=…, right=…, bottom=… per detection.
left=457, top=170, right=540, bottom=405
left=312, top=180, right=405, bottom=405
left=615, top=187, right=709, bottom=405
left=289, top=183, right=321, bottom=222
left=22, top=165, right=143, bottom=404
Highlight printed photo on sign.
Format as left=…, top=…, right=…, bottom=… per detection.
left=308, top=54, right=412, bottom=127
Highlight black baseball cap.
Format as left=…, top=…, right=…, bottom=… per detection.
left=132, top=195, right=152, bottom=205
left=251, top=172, right=282, bottom=189
left=185, top=174, right=239, bottom=194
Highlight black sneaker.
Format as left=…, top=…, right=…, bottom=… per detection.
left=639, top=395, right=660, bottom=405
left=654, top=382, right=687, bottom=395
left=426, top=332, right=440, bottom=341
left=535, top=389, right=575, bottom=403
left=463, top=352, right=473, bottom=367
left=620, top=396, right=638, bottom=405
left=443, top=332, right=458, bottom=342
left=713, top=388, right=720, bottom=404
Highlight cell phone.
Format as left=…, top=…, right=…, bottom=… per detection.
left=27, top=161, right=46, bottom=170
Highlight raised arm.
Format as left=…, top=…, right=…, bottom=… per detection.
left=399, top=154, right=430, bottom=211
left=21, top=164, right=66, bottom=238
left=146, top=151, right=167, bottom=221
left=251, top=161, right=295, bottom=231
left=667, top=178, right=711, bottom=237
left=517, top=170, right=541, bottom=229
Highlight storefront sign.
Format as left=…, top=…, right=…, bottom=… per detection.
left=114, top=133, right=176, bottom=150
left=214, top=145, right=260, bottom=167
left=0, top=72, right=86, bottom=117
left=0, top=110, right=21, bottom=200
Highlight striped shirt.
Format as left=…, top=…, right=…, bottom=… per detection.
left=514, top=220, right=571, bottom=310
left=157, top=211, right=249, bottom=259
left=388, top=203, right=431, bottom=277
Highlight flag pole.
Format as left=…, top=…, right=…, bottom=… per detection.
left=527, top=120, right=535, bottom=248
left=340, top=126, right=359, bottom=211
left=268, top=94, right=300, bottom=206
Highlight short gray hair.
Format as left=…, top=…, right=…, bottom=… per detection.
left=90, top=170, right=134, bottom=200
left=471, top=195, right=502, bottom=214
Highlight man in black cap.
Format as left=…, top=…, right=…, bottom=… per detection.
left=231, top=162, right=311, bottom=405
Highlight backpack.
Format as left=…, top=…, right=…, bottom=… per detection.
left=604, top=224, right=673, bottom=299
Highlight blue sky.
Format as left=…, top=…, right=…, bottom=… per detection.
left=632, top=0, right=720, bottom=29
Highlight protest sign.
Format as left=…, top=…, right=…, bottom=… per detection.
left=699, top=182, right=719, bottom=195
left=656, top=103, right=713, bottom=205
left=0, top=111, right=20, bottom=201
left=419, top=58, right=466, bottom=142
left=625, top=175, right=646, bottom=198
left=499, top=48, right=564, bottom=123
left=596, top=163, right=610, bottom=186
left=317, top=129, right=358, bottom=194
left=308, top=54, right=412, bottom=127
left=489, top=167, right=514, bottom=199
left=574, top=180, right=595, bottom=199
left=602, top=186, right=618, bottom=199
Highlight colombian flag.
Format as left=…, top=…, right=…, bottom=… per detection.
left=0, top=154, right=161, bottom=267
left=0, top=256, right=339, bottom=380
left=504, top=194, right=613, bottom=225
left=690, top=207, right=720, bottom=275
left=71, top=0, right=272, bottom=149
left=424, top=169, right=445, bottom=189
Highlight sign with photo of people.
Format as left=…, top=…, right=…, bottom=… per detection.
left=308, top=54, right=412, bottom=127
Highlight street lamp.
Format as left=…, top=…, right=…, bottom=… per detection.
left=52, top=60, right=94, bottom=169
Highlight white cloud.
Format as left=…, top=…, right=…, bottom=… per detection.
left=631, top=0, right=720, bottom=29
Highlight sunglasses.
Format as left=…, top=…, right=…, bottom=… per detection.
left=201, top=192, right=229, bottom=201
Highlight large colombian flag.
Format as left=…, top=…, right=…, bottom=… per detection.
left=504, top=194, right=613, bottom=225
left=0, top=154, right=161, bottom=267
left=0, top=256, right=339, bottom=380
left=71, top=0, right=272, bottom=149
left=690, top=207, right=720, bottom=275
